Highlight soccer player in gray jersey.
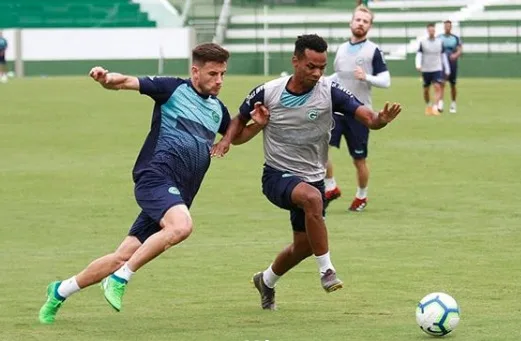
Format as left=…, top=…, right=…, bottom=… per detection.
left=215, top=34, right=401, bottom=310
left=416, top=23, right=451, bottom=116
left=324, top=5, right=391, bottom=212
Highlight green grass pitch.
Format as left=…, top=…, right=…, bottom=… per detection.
left=0, top=75, right=520, bottom=341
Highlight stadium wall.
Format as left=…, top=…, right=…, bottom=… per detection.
left=7, top=53, right=520, bottom=78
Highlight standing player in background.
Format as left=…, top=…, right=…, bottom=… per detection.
left=324, top=5, right=391, bottom=212
left=214, top=34, right=401, bottom=310
left=438, top=20, right=462, bottom=114
left=0, top=32, right=8, bottom=83
left=38, top=43, right=261, bottom=324
left=416, top=23, right=451, bottom=116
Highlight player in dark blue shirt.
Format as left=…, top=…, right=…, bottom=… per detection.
left=0, top=31, right=8, bottom=83
left=438, top=20, right=462, bottom=113
left=39, top=43, right=242, bottom=324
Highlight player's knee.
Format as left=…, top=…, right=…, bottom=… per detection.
left=163, top=219, right=193, bottom=246
left=300, top=188, right=323, bottom=212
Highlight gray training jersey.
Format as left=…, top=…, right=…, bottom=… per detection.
left=332, top=39, right=387, bottom=109
left=239, top=76, right=364, bottom=182
left=418, top=37, right=445, bottom=72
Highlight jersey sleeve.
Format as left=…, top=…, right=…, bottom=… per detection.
left=331, top=82, right=364, bottom=117
left=138, top=76, right=184, bottom=104
left=218, top=100, right=231, bottom=135
left=239, top=84, right=266, bottom=121
left=371, top=48, right=388, bottom=75
left=456, top=35, right=462, bottom=46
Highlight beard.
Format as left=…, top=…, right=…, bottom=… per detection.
left=351, top=27, right=367, bottom=39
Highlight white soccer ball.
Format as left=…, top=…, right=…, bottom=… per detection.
left=416, top=292, right=460, bottom=337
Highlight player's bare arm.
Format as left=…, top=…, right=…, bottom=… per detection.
left=450, top=45, right=462, bottom=61
left=232, top=102, right=270, bottom=145
left=210, top=102, right=269, bottom=157
left=355, top=102, right=402, bottom=130
left=89, top=66, right=139, bottom=91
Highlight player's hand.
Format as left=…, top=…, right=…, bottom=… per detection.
left=449, top=53, right=458, bottom=61
left=210, top=138, right=231, bottom=158
left=416, top=67, right=422, bottom=72
left=89, top=66, right=108, bottom=82
left=250, top=102, right=270, bottom=127
left=377, top=102, right=402, bottom=124
left=354, top=66, right=366, bottom=81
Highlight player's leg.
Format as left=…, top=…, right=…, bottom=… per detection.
left=324, top=115, right=344, bottom=206
left=38, top=235, right=141, bottom=324
left=291, top=182, right=343, bottom=292
left=346, top=119, right=369, bottom=211
left=0, top=57, right=7, bottom=83
left=422, top=73, right=432, bottom=115
left=449, top=62, right=458, bottom=113
left=253, top=231, right=312, bottom=310
left=431, top=71, right=444, bottom=115
left=101, top=173, right=192, bottom=311
left=438, top=62, right=448, bottom=112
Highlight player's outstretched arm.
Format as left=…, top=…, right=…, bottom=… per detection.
left=210, top=103, right=269, bottom=157
left=89, top=66, right=139, bottom=91
left=354, top=102, right=402, bottom=130
left=232, top=102, right=269, bottom=145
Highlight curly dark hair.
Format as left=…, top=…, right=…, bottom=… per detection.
left=294, top=34, right=328, bottom=58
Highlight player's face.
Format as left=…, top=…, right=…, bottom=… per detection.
left=444, top=22, right=452, bottom=34
left=292, top=49, right=327, bottom=89
left=350, top=11, right=372, bottom=39
left=427, top=26, right=436, bottom=37
left=192, top=61, right=227, bottom=96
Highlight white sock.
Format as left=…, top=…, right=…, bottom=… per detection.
left=438, top=99, right=444, bottom=108
left=262, top=265, right=280, bottom=288
left=113, top=262, right=135, bottom=282
left=57, top=276, right=80, bottom=298
left=356, top=187, right=368, bottom=199
left=325, top=177, right=337, bottom=191
left=315, top=251, right=335, bottom=275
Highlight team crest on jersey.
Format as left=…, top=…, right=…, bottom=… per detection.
left=211, top=111, right=220, bottom=123
left=355, top=57, right=364, bottom=65
left=307, top=110, right=319, bottom=121
left=168, top=187, right=180, bottom=195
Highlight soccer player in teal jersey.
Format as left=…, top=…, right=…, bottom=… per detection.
left=438, top=20, right=462, bottom=113
left=0, top=31, right=8, bottom=83
left=38, top=43, right=260, bottom=324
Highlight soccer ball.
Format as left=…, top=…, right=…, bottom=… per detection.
left=416, top=292, right=460, bottom=337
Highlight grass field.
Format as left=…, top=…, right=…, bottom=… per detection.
left=1, top=76, right=520, bottom=341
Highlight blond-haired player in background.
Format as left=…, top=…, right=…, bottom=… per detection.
left=325, top=5, right=391, bottom=212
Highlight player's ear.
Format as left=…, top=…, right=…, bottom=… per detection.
left=191, top=65, right=199, bottom=79
left=291, top=55, right=299, bottom=69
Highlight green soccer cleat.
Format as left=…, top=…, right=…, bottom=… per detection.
left=101, top=275, right=127, bottom=312
left=39, top=281, right=65, bottom=324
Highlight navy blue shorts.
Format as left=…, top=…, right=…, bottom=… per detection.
left=329, top=113, right=368, bottom=159
left=0, top=55, right=5, bottom=65
left=262, top=164, right=325, bottom=232
left=128, top=171, right=186, bottom=243
left=422, top=71, right=444, bottom=87
left=443, top=60, right=458, bottom=85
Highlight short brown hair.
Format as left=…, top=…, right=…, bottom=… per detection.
left=352, top=5, right=374, bottom=24
left=192, top=43, right=229, bottom=65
